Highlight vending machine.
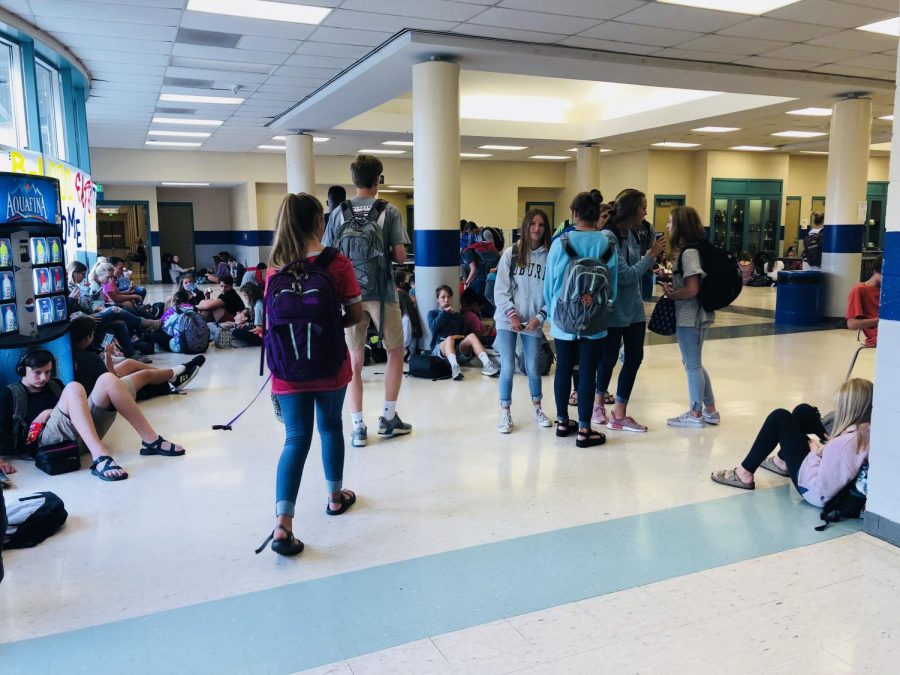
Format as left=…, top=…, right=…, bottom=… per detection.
left=0, top=172, right=72, bottom=386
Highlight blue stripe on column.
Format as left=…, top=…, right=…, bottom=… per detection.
left=414, top=229, right=460, bottom=267
left=149, top=232, right=160, bottom=246
left=881, top=231, right=900, bottom=321
left=823, top=224, right=865, bottom=253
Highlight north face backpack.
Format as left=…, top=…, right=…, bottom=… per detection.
left=4, top=491, right=68, bottom=548
left=169, top=308, right=210, bottom=354
left=333, top=199, right=389, bottom=302
left=553, top=234, right=615, bottom=336
left=263, top=248, right=347, bottom=382
left=804, top=231, right=823, bottom=267
left=677, top=239, right=742, bottom=312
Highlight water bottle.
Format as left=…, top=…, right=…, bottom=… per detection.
left=1, top=274, right=11, bottom=300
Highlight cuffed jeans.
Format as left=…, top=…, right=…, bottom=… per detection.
left=596, top=322, right=645, bottom=404
left=554, top=337, right=602, bottom=428
left=675, top=325, right=715, bottom=412
left=274, top=387, right=347, bottom=518
left=496, top=328, right=543, bottom=407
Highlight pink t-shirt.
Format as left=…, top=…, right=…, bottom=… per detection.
left=101, top=280, right=118, bottom=304
left=797, top=425, right=869, bottom=507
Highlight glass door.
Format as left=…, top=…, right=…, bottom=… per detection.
left=865, top=198, right=885, bottom=250
left=730, top=198, right=746, bottom=254
left=712, top=198, right=728, bottom=249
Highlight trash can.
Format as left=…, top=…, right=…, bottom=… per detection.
left=775, top=270, right=823, bottom=326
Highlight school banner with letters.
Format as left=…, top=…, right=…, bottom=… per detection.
left=0, top=144, right=96, bottom=263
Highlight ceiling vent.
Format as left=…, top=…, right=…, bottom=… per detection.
left=163, top=76, right=216, bottom=89
left=175, top=28, right=242, bottom=48
left=155, top=107, right=198, bottom=115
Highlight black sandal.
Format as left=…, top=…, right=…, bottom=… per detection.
left=326, top=489, right=356, bottom=516
left=576, top=429, right=606, bottom=448
left=556, top=419, right=578, bottom=437
left=255, top=524, right=304, bottom=556
left=90, top=455, right=128, bottom=482
left=140, top=435, right=185, bottom=457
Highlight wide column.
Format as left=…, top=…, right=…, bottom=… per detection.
left=822, top=97, right=871, bottom=317
left=575, top=144, right=599, bottom=195
left=285, top=133, right=316, bottom=195
left=413, top=59, right=460, bottom=344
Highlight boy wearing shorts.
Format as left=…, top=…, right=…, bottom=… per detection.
left=427, top=285, right=499, bottom=381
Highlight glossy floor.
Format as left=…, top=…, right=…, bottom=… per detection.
left=0, top=287, right=890, bottom=673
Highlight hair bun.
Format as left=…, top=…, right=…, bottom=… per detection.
left=590, top=189, right=603, bottom=204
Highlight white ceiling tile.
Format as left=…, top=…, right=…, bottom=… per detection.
left=558, top=36, right=660, bottom=54
left=179, top=12, right=318, bottom=40
left=321, top=9, right=459, bottom=33
left=269, top=65, right=341, bottom=79
left=91, top=77, right=164, bottom=90
left=83, top=61, right=168, bottom=76
left=676, top=34, right=790, bottom=56
left=759, top=43, right=870, bottom=62
left=734, top=56, right=825, bottom=70
left=340, top=0, right=486, bottom=22
left=466, top=7, right=600, bottom=34
left=32, top=17, right=178, bottom=41
left=455, top=23, right=568, bottom=42
left=264, top=75, right=331, bottom=88
left=717, top=17, right=840, bottom=42
left=614, top=3, right=747, bottom=33
left=835, top=53, right=897, bottom=71
left=236, top=36, right=303, bottom=54
left=29, top=0, right=183, bottom=24
left=842, top=0, right=899, bottom=9
left=654, top=47, right=742, bottom=63
left=497, top=0, right=644, bottom=20
left=307, top=27, right=394, bottom=48
left=578, top=21, right=702, bottom=48
left=805, top=29, right=900, bottom=53
left=0, top=0, right=34, bottom=16
left=767, top=0, right=896, bottom=29
left=294, top=41, right=372, bottom=59
left=282, top=54, right=356, bottom=69
left=810, top=63, right=894, bottom=79
left=48, top=33, right=172, bottom=55
left=165, top=67, right=270, bottom=85
left=74, top=49, right=170, bottom=66
left=171, top=44, right=288, bottom=65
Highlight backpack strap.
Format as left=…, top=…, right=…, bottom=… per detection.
left=367, top=199, right=387, bottom=222
left=339, top=200, right=355, bottom=224
left=675, top=242, right=700, bottom=276
left=312, top=247, right=339, bottom=271
left=7, top=382, right=27, bottom=455
left=560, top=234, right=577, bottom=260
left=47, top=379, right=63, bottom=400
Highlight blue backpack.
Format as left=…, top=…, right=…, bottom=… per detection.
left=263, top=248, right=347, bottom=381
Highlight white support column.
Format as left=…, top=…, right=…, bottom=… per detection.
left=413, top=59, right=460, bottom=345
left=822, top=97, right=872, bottom=317
left=285, top=133, right=316, bottom=195
left=575, top=144, right=599, bottom=194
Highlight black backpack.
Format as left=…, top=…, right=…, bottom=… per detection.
left=4, top=491, right=68, bottom=548
left=804, top=232, right=823, bottom=267
left=407, top=354, right=452, bottom=380
left=816, top=462, right=867, bottom=531
left=6, top=381, right=63, bottom=457
left=677, top=239, right=742, bottom=312
left=515, top=334, right=555, bottom=376
left=482, top=226, right=505, bottom=251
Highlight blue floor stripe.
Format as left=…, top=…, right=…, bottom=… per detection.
left=0, top=486, right=859, bottom=675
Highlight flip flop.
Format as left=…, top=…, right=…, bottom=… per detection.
left=90, top=455, right=128, bottom=482
left=760, top=457, right=790, bottom=477
left=140, top=436, right=185, bottom=457
left=326, top=489, right=356, bottom=516
left=710, top=467, right=755, bottom=490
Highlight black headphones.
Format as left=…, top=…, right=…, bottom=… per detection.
left=16, top=349, right=55, bottom=376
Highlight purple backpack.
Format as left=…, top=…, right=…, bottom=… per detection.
left=263, top=248, right=347, bottom=381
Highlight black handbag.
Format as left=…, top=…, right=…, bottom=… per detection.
left=648, top=296, right=677, bottom=336
left=35, top=442, right=81, bottom=476
left=407, top=354, right=452, bottom=380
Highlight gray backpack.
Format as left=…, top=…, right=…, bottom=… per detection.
left=334, top=199, right=389, bottom=301
left=169, top=308, right=210, bottom=354
left=553, top=234, right=615, bottom=336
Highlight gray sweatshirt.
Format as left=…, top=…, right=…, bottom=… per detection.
left=492, top=245, right=548, bottom=338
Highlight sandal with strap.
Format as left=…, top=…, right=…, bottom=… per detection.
left=140, top=435, right=185, bottom=457
left=90, top=455, right=128, bottom=482
left=568, top=391, right=578, bottom=406
left=255, top=524, right=304, bottom=556
left=556, top=419, right=578, bottom=437
left=710, top=467, right=755, bottom=490
left=576, top=429, right=606, bottom=448
left=760, top=457, right=790, bottom=477
left=326, top=489, right=356, bottom=516
left=603, top=391, right=615, bottom=405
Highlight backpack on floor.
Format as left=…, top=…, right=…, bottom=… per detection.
left=168, top=308, right=210, bottom=354
left=553, top=234, right=615, bottom=336
left=407, top=353, right=452, bottom=380
left=803, top=231, right=823, bottom=268
left=263, top=248, right=347, bottom=382
left=333, top=199, right=389, bottom=301
left=816, top=462, right=867, bottom=531
left=677, top=239, right=742, bottom=312
left=4, top=491, right=68, bottom=549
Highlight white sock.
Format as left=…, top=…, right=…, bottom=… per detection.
left=351, top=411, right=365, bottom=428
left=447, top=353, right=459, bottom=368
left=477, top=351, right=491, bottom=366
left=167, top=364, right=186, bottom=381
left=382, top=400, right=397, bottom=421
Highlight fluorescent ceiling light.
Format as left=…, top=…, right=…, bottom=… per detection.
left=788, top=108, right=831, bottom=116
left=799, top=151, right=828, bottom=155
left=272, top=135, right=286, bottom=140
left=479, top=145, right=528, bottom=151
left=731, top=146, right=775, bottom=151
left=145, top=140, right=202, bottom=147
left=460, top=153, right=492, bottom=158
left=871, top=142, right=891, bottom=151
left=186, top=0, right=331, bottom=25
left=461, top=96, right=571, bottom=124
left=857, top=17, right=900, bottom=37
left=879, top=115, right=894, bottom=121
left=161, top=182, right=210, bottom=186
left=652, top=142, right=700, bottom=148
left=692, top=126, right=740, bottom=133
left=772, top=130, right=827, bottom=138
left=271, top=135, right=330, bottom=142
left=566, top=147, right=613, bottom=152
left=529, top=155, right=570, bottom=160
left=148, top=130, right=211, bottom=138
left=659, top=0, right=800, bottom=14
left=359, top=148, right=405, bottom=155
left=378, top=190, right=398, bottom=193
left=159, top=93, right=244, bottom=105
left=153, top=117, right=223, bottom=126
left=382, top=141, right=414, bottom=147
left=389, top=185, right=414, bottom=189
left=258, top=145, right=286, bottom=151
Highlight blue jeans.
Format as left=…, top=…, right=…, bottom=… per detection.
left=496, top=329, right=543, bottom=407
left=675, top=325, right=715, bottom=412
left=96, top=305, right=143, bottom=329
left=274, top=387, right=347, bottom=517
left=554, top=337, right=602, bottom=428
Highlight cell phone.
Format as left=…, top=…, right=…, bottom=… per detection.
left=655, top=232, right=665, bottom=241
left=101, top=333, right=115, bottom=349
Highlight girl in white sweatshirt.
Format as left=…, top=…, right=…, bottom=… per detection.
left=493, top=209, right=552, bottom=434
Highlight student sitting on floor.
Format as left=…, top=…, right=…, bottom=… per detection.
left=232, top=283, right=264, bottom=347
left=91, top=261, right=141, bottom=309
left=197, top=274, right=245, bottom=323
left=0, top=350, right=186, bottom=482
left=710, top=378, right=871, bottom=508
left=460, top=288, right=496, bottom=347
left=427, top=285, right=499, bottom=381
left=146, top=290, right=210, bottom=354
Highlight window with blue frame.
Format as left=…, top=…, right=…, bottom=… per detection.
left=35, top=59, right=65, bottom=160
left=0, top=36, right=27, bottom=148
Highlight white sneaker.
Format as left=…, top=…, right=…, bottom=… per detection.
left=451, top=365, right=464, bottom=381
left=667, top=412, right=705, bottom=428
left=481, top=360, right=500, bottom=377
left=498, top=409, right=513, bottom=434
left=702, top=410, right=721, bottom=425
left=533, top=407, right=552, bottom=428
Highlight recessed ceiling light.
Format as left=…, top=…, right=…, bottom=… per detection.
left=389, top=185, right=414, bottom=189
left=478, top=145, right=528, bottom=151
left=378, top=190, right=399, bottom=193
left=148, top=130, right=211, bottom=138
left=161, top=182, right=210, bottom=186
left=857, top=17, right=900, bottom=37
left=652, top=142, right=700, bottom=148
left=772, top=130, right=827, bottom=138
left=258, top=145, right=286, bottom=151
left=382, top=141, right=414, bottom=147
left=787, top=108, right=832, bottom=116
left=692, top=126, right=740, bottom=133
left=359, top=148, right=405, bottom=155
left=799, top=151, right=828, bottom=155
left=460, top=153, right=492, bottom=158
left=529, top=155, right=570, bottom=160
left=878, top=115, right=894, bottom=121
left=659, top=0, right=800, bottom=14
left=186, top=0, right=331, bottom=25
left=272, top=135, right=286, bottom=141
left=153, top=117, right=223, bottom=126
left=731, top=146, right=775, bottom=151
left=159, top=93, right=243, bottom=105
left=313, top=137, right=330, bottom=143
left=145, top=140, right=202, bottom=147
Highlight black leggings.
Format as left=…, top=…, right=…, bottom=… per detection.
left=554, top=337, right=603, bottom=428
left=741, top=404, right=827, bottom=486
left=596, top=321, right=645, bottom=404
left=146, top=329, right=173, bottom=352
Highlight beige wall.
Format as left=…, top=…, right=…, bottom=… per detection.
left=598, top=151, right=649, bottom=199
left=156, top=187, right=232, bottom=232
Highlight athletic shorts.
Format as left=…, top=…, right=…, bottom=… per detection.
left=39, top=395, right=117, bottom=447
left=345, top=300, right=404, bottom=351
left=431, top=337, right=475, bottom=364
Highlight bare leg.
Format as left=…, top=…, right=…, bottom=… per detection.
left=459, top=333, right=485, bottom=356
left=54, top=383, right=125, bottom=478
left=440, top=337, right=456, bottom=357
left=384, top=346, right=404, bottom=402
left=124, top=369, right=173, bottom=393
left=113, top=359, right=157, bottom=377
left=347, top=347, right=365, bottom=414
left=90, top=373, right=183, bottom=451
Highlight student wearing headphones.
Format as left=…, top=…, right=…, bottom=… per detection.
left=0, top=350, right=186, bottom=482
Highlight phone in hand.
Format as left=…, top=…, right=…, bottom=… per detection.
left=655, top=232, right=665, bottom=241
left=101, top=333, right=115, bottom=349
